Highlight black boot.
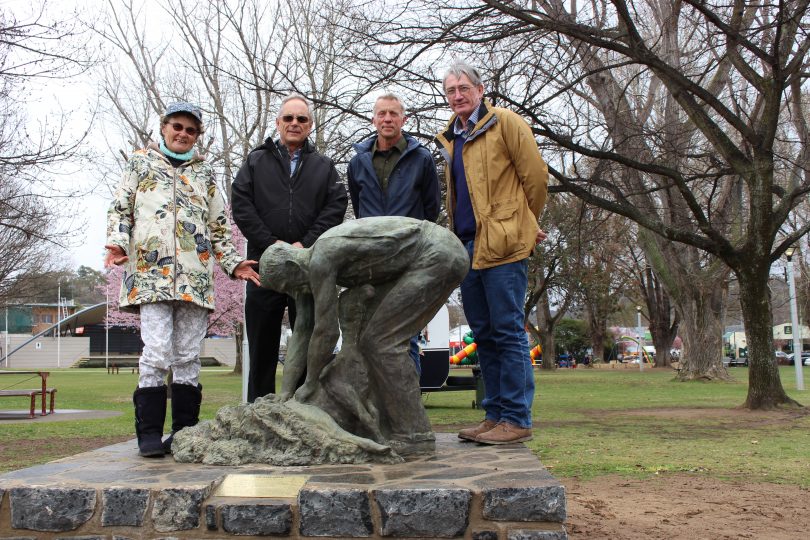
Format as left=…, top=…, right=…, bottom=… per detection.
left=133, top=385, right=167, bottom=458
left=163, top=383, right=202, bottom=454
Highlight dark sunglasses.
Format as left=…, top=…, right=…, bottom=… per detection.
left=281, top=114, right=310, bottom=124
left=168, top=122, right=200, bottom=136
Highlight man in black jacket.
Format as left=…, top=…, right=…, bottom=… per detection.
left=232, top=93, right=347, bottom=402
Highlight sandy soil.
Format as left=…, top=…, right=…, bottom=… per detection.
left=445, top=405, right=810, bottom=538
left=563, top=474, right=810, bottom=539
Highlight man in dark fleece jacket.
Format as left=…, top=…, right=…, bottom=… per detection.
left=232, top=92, right=347, bottom=402
left=347, top=93, right=441, bottom=375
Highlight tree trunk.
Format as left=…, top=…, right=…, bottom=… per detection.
left=641, top=266, right=680, bottom=368
left=675, top=282, right=731, bottom=381
left=651, top=325, right=676, bottom=368
left=536, top=293, right=557, bottom=370
left=586, top=306, right=608, bottom=363
left=640, top=232, right=728, bottom=378
left=233, top=322, right=244, bottom=375
left=737, top=268, right=801, bottom=409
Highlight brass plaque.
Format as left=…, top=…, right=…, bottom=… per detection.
left=213, top=474, right=309, bottom=498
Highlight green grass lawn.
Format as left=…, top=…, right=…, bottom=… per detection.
left=2, top=366, right=809, bottom=487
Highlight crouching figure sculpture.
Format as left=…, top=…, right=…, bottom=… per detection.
left=172, top=217, right=468, bottom=464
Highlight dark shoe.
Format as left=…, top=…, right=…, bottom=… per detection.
left=476, top=421, right=533, bottom=445
left=133, top=386, right=167, bottom=458
left=458, top=419, right=498, bottom=442
left=163, top=383, right=202, bottom=454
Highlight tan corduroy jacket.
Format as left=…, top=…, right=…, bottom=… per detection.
left=435, top=100, right=548, bottom=269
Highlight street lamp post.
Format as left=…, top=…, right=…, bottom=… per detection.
left=785, top=247, right=804, bottom=391
left=636, top=306, right=644, bottom=372
left=57, top=277, right=62, bottom=369
left=4, top=306, right=8, bottom=368
left=105, top=276, right=109, bottom=370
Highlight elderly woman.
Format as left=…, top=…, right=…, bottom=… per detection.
left=105, top=102, right=259, bottom=457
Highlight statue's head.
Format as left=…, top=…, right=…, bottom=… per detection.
left=259, top=243, right=311, bottom=294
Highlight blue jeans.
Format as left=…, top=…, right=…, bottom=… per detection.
left=460, top=241, right=534, bottom=428
left=409, top=335, right=421, bottom=375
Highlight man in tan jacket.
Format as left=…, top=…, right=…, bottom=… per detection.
left=435, top=61, right=548, bottom=445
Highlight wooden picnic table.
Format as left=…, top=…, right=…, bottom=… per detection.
left=0, top=370, right=53, bottom=417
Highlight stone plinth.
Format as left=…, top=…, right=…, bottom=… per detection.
left=0, top=433, right=567, bottom=539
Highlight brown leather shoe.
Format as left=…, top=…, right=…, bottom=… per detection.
left=458, top=419, right=498, bottom=441
left=476, top=421, right=533, bottom=445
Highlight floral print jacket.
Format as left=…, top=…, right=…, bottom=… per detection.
left=107, top=147, right=243, bottom=312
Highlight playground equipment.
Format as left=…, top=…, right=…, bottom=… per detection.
left=530, top=344, right=542, bottom=366
left=618, top=335, right=655, bottom=367
left=450, top=342, right=477, bottom=365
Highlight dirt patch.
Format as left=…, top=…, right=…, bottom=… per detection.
left=0, top=436, right=132, bottom=473
left=564, top=473, right=810, bottom=539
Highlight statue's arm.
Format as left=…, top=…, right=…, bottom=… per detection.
left=295, top=267, right=340, bottom=401
left=280, top=292, right=314, bottom=400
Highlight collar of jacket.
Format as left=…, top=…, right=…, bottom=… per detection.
left=146, top=142, right=205, bottom=165
left=352, top=132, right=419, bottom=155
left=260, top=137, right=315, bottom=160
left=435, top=100, right=498, bottom=163
left=437, top=100, right=497, bottom=144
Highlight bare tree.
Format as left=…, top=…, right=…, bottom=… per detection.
left=578, top=210, right=632, bottom=364
left=0, top=3, right=94, bottom=308
left=525, top=193, right=582, bottom=369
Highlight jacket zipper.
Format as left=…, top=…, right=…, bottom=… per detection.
left=288, top=154, right=303, bottom=237
left=171, top=163, right=179, bottom=298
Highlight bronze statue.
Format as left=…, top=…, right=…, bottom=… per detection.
left=261, top=217, right=468, bottom=455
left=172, top=217, right=468, bottom=464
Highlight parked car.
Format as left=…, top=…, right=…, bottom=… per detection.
left=786, top=352, right=810, bottom=366
left=774, top=350, right=790, bottom=365
left=804, top=356, right=810, bottom=367
left=726, top=356, right=749, bottom=367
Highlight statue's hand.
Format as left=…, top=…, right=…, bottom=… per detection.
left=294, top=381, right=317, bottom=402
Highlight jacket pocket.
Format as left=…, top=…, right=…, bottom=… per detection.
left=481, top=199, right=526, bottom=260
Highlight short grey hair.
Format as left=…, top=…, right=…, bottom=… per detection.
left=442, top=61, right=483, bottom=88
left=374, top=93, right=406, bottom=115
left=278, top=93, right=314, bottom=119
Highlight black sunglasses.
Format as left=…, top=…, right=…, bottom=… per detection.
left=281, top=114, right=310, bottom=124
left=168, top=122, right=200, bottom=136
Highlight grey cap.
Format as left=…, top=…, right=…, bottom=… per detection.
left=164, top=102, right=202, bottom=122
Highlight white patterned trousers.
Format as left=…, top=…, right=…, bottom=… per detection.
left=138, top=302, right=209, bottom=388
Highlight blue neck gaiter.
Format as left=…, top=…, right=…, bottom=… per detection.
left=159, top=139, right=195, bottom=162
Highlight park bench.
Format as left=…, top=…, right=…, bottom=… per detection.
left=0, top=370, right=56, bottom=418
left=0, top=388, right=57, bottom=418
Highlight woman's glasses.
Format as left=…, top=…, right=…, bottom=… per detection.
left=168, top=122, right=200, bottom=136
left=281, top=114, right=311, bottom=124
